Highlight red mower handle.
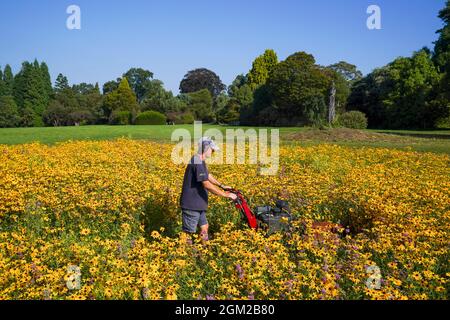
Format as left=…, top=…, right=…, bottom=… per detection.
left=221, top=187, right=258, bottom=230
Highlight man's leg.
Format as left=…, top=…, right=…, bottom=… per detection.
left=199, top=211, right=209, bottom=241
left=182, top=209, right=201, bottom=243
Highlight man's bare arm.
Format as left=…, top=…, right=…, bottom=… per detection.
left=202, top=180, right=236, bottom=199
left=208, top=174, right=231, bottom=190
left=208, top=174, right=221, bottom=187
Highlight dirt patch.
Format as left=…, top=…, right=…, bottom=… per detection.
left=285, top=128, right=414, bottom=143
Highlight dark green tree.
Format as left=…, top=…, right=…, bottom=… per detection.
left=265, top=52, right=330, bottom=125
left=13, top=60, right=49, bottom=126
left=0, top=96, right=20, bottom=127
left=186, top=89, right=214, bottom=121
left=0, top=67, right=4, bottom=96
left=141, top=80, right=185, bottom=115
left=54, top=73, right=70, bottom=93
left=227, top=74, right=248, bottom=97
left=43, top=100, right=69, bottom=126
left=434, top=0, right=450, bottom=72
left=180, top=68, right=226, bottom=98
left=217, top=99, right=240, bottom=124
left=123, top=68, right=154, bottom=103
left=103, top=80, right=120, bottom=95
left=2, top=64, right=14, bottom=96
left=322, top=67, right=352, bottom=114
left=40, top=62, right=53, bottom=99
left=327, top=61, right=363, bottom=83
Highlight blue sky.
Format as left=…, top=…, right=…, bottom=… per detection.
left=0, top=0, right=446, bottom=93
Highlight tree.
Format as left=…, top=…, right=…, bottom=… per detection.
left=40, top=62, right=53, bottom=99
left=0, top=96, right=20, bottom=127
left=247, top=49, right=278, bottom=90
left=348, top=50, right=446, bottom=129
left=265, top=51, right=330, bottom=125
left=54, top=73, right=70, bottom=93
left=217, top=99, right=240, bottom=124
left=73, top=82, right=104, bottom=124
left=13, top=60, right=49, bottom=126
left=141, top=80, right=179, bottom=114
left=43, top=100, right=69, bottom=126
left=186, top=89, right=214, bottom=121
left=103, top=80, right=120, bottom=95
left=228, top=74, right=248, bottom=96
left=0, top=67, right=4, bottom=96
left=103, top=78, right=140, bottom=123
left=322, top=67, right=351, bottom=114
left=2, top=64, right=14, bottom=96
left=434, top=0, right=450, bottom=70
left=180, top=68, right=226, bottom=98
left=123, top=68, right=154, bottom=103
left=434, top=1, right=450, bottom=104
left=327, top=61, right=363, bottom=83
left=19, top=102, right=36, bottom=127
left=0, top=64, right=14, bottom=96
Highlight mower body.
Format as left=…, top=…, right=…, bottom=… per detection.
left=230, top=189, right=292, bottom=234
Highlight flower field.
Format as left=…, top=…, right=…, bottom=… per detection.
left=0, top=139, right=448, bottom=300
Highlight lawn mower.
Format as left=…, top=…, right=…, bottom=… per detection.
left=224, top=187, right=293, bottom=235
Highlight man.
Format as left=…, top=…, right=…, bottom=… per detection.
left=180, top=137, right=237, bottom=241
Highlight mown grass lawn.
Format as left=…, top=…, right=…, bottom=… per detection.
left=0, top=125, right=449, bottom=154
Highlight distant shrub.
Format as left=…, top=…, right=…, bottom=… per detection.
left=167, top=111, right=194, bottom=124
left=135, top=111, right=166, bottom=125
left=337, top=111, right=368, bottom=129
left=109, top=110, right=131, bottom=125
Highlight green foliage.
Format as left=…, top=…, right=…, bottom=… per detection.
left=123, top=68, right=154, bottom=103
left=217, top=99, right=240, bottom=124
left=348, top=50, right=446, bottom=129
left=103, top=78, right=140, bottom=123
left=166, top=111, right=195, bottom=124
left=187, top=89, right=214, bottom=122
left=102, top=80, right=120, bottom=95
left=337, top=111, right=368, bottom=129
left=1, top=65, right=14, bottom=96
left=68, top=110, right=94, bottom=126
left=322, top=67, right=352, bottom=114
left=19, top=103, right=36, bottom=127
left=0, top=96, right=20, bottom=127
left=54, top=74, right=69, bottom=93
left=265, top=51, right=331, bottom=125
left=434, top=1, right=450, bottom=104
left=13, top=60, right=51, bottom=125
left=179, top=68, right=226, bottom=98
left=135, top=110, right=166, bottom=125
left=247, top=49, right=278, bottom=90
left=109, top=110, right=132, bottom=125
left=141, top=80, right=185, bottom=115
left=40, top=62, right=53, bottom=99
left=0, top=68, right=4, bottom=97
left=327, top=61, right=363, bottom=83
left=43, top=100, right=69, bottom=127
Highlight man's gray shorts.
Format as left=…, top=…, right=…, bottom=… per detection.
left=182, top=209, right=208, bottom=233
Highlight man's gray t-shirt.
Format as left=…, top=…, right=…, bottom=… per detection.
left=180, top=155, right=209, bottom=211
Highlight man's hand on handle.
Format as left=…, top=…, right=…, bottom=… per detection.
left=226, top=192, right=237, bottom=201
left=202, top=181, right=237, bottom=201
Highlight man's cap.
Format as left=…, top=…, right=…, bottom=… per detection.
left=198, top=137, right=219, bottom=153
